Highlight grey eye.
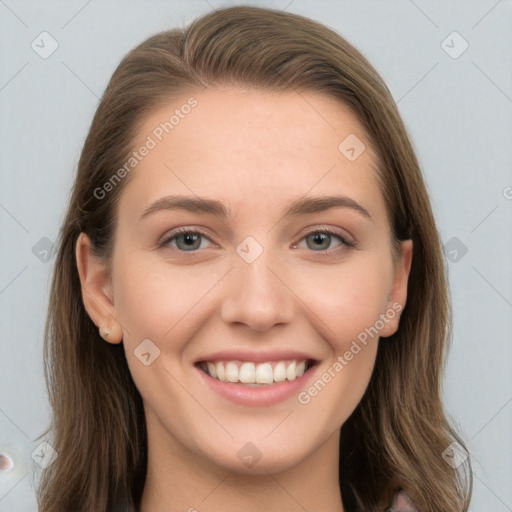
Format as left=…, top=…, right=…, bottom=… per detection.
left=305, top=233, right=341, bottom=251
left=175, top=233, right=203, bottom=251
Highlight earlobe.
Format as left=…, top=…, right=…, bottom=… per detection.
left=380, top=239, right=413, bottom=338
left=75, top=232, right=123, bottom=344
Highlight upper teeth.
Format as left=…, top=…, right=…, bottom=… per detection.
left=201, top=360, right=308, bottom=384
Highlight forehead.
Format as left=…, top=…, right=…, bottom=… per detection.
left=121, top=88, right=385, bottom=222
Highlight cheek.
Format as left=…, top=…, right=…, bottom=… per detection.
left=112, top=253, right=226, bottom=343
left=298, top=340, right=378, bottom=439
left=293, top=258, right=386, bottom=429
left=110, top=255, right=221, bottom=415
left=291, top=253, right=391, bottom=349
left=290, top=253, right=388, bottom=421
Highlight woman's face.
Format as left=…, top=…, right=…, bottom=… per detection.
left=79, top=88, right=412, bottom=474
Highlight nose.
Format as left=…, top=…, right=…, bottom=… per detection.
left=219, top=249, right=295, bottom=332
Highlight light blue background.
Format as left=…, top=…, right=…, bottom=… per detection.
left=1, top=1, right=511, bottom=510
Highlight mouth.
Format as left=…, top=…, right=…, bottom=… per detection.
left=195, top=359, right=317, bottom=387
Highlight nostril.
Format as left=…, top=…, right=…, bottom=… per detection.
left=0, top=453, right=14, bottom=472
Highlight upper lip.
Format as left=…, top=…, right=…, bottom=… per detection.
left=195, top=349, right=319, bottom=364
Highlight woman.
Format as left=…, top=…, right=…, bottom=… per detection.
left=37, top=6, right=472, bottom=511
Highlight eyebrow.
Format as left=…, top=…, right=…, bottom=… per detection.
left=138, top=194, right=372, bottom=221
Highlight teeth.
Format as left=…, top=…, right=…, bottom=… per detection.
left=239, top=362, right=256, bottom=383
left=256, top=363, right=273, bottom=384
left=201, top=360, right=310, bottom=385
left=273, top=361, right=286, bottom=382
left=216, top=361, right=225, bottom=381
left=206, top=362, right=217, bottom=379
left=286, top=361, right=296, bottom=381
left=225, top=362, right=239, bottom=382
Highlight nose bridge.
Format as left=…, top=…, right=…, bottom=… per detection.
left=219, top=239, right=294, bottom=331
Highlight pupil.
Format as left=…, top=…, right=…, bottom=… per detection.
left=309, top=233, right=329, bottom=250
left=179, top=233, right=200, bottom=250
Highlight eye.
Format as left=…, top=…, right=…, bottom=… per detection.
left=297, top=228, right=355, bottom=253
left=158, top=227, right=355, bottom=254
left=159, top=228, right=214, bottom=252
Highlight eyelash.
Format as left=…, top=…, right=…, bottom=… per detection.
left=292, top=228, right=355, bottom=253
left=158, top=226, right=355, bottom=255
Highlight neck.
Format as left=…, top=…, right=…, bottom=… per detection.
left=139, top=414, right=344, bottom=512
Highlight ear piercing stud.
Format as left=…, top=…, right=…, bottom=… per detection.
left=99, top=326, right=112, bottom=340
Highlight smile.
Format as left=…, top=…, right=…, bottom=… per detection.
left=198, top=359, right=313, bottom=386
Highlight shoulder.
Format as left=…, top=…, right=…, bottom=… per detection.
left=387, top=489, right=420, bottom=511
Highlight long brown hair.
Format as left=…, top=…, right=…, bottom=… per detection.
left=37, top=6, right=472, bottom=511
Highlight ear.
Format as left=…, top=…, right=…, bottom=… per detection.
left=75, top=232, right=123, bottom=344
left=379, top=239, right=413, bottom=338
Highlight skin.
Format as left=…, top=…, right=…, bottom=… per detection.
left=76, top=88, right=412, bottom=512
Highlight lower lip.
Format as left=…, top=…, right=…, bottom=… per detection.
left=196, top=364, right=317, bottom=406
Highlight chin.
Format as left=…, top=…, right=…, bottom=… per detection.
left=195, top=436, right=316, bottom=476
